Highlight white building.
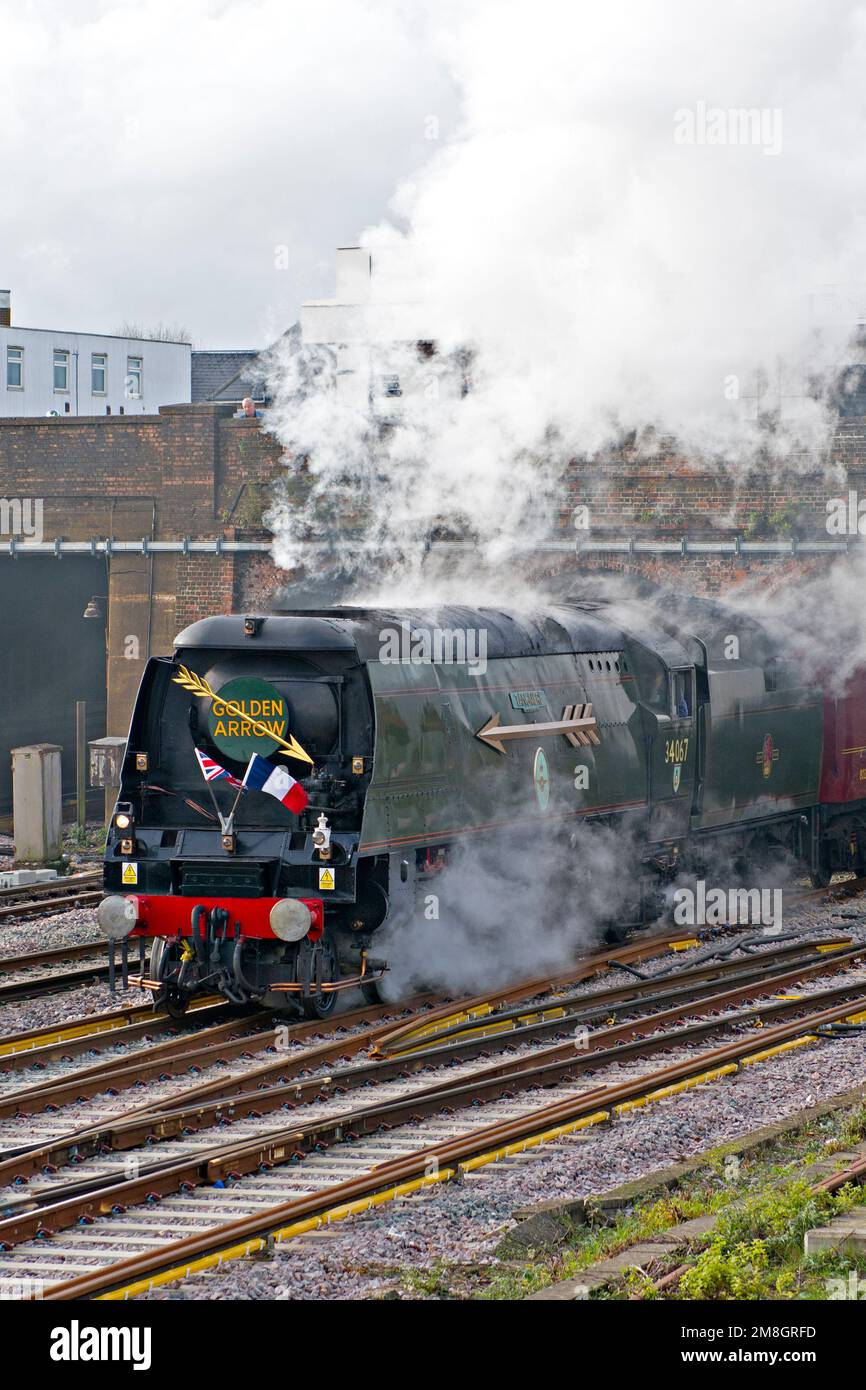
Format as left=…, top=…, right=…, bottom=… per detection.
left=300, top=248, right=468, bottom=415
left=0, top=291, right=191, bottom=418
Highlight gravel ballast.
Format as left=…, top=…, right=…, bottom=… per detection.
left=140, top=1021, right=866, bottom=1302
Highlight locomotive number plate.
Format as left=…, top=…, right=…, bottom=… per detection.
left=664, top=737, right=689, bottom=765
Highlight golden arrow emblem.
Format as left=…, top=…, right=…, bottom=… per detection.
left=476, top=704, right=601, bottom=756
left=172, top=664, right=315, bottom=767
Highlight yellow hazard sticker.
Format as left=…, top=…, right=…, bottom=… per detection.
left=318, top=866, right=335, bottom=891
left=121, top=863, right=138, bottom=885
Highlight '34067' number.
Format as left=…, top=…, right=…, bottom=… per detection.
left=664, top=737, right=689, bottom=764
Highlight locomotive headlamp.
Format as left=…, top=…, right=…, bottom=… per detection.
left=115, top=812, right=132, bottom=830
left=97, top=895, right=139, bottom=940
left=269, top=897, right=312, bottom=942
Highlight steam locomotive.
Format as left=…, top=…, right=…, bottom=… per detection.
left=97, top=592, right=866, bottom=1016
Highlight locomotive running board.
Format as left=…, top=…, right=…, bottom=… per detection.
left=476, top=704, right=600, bottom=755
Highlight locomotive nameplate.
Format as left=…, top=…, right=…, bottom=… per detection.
left=510, top=689, right=547, bottom=711
left=208, top=677, right=288, bottom=761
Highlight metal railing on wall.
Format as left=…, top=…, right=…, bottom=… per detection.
left=1, top=535, right=862, bottom=559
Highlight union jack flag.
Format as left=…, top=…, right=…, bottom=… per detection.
left=194, top=747, right=245, bottom=790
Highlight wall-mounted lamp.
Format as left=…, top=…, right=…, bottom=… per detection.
left=83, top=595, right=106, bottom=620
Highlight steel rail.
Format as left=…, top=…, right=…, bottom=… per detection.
left=0, top=891, right=102, bottom=924
left=5, top=959, right=866, bottom=1235
left=0, top=1004, right=235, bottom=1074
left=0, top=941, right=108, bottom=974
left=0, top=872, right=101, bottom=903
left=0, top=998, right=228, bottom=1061
left=3, top=938, right=858, bottom=1185
left=372, top=937, right=853, bottom=1056
left=0, top=962, right=112, bottom=1004
left=0, top=993, right=439, bottom=1123
left=0, top=936, right=688, bottom=1119
left=369, top=928, right=718, bottom=1053
left=5, top=961, right=866, bottom=1207
left=25, top=987, right=866, bottom=1300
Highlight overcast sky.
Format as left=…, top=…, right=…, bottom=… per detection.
left=0, top=0, right=459, bottom=347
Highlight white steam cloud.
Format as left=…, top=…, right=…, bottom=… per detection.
left=259, top=2, right=866, bottom=989
left=379, top=821, right=640, bottom=998
left=265, top=0, right=866, bottom=594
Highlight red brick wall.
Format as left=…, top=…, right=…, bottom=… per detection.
left=174, top=552, right=239, bottom=632
left=0, top=407, right=224, bottom=537
left=4, top=401, right=866, bottom=638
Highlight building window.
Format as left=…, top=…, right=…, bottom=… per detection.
left=126, top=356, right=142, bottom=398
left=6, top=346, right=23, bottom=389
left=53, top=349, right=70, bottom=391
left=91, top=353, right=107, bottom=395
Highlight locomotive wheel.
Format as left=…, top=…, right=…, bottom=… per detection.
left=361, top=977, right=385, bottom=1006
left=810, top=861, right=833, bottom=889
left=164, top=987, right=191, bottom=1019
left=149, top=940, right=191, bottom=1017
left=302, top=936, right=339, bottom=1019
left=148, top=937, right=169, bottom=980
left=602, top=920, right=631, bottom=944
left=810, top=842, right=833, bottom=889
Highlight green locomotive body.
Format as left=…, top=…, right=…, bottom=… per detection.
left=97, top=594, right=845, bottom=1014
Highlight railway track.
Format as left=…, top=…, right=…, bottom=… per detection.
left=1, top=926, right=865, bottom=1300
left=788, top=873, right=866, bottom=910
left=0, top=936, right=859, bottom=1178
left=0, top=948, right=111, bottom=1003
left=0, top=872, right=102, bottom=924
left=0, top=927, right=758, bottom=1132
left=0, top=871, right=856, bottom=1010
left=0, top=997, right=234, bottom=1062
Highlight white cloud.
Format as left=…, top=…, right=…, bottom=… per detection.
left=0, top=0, right=458, bottom=344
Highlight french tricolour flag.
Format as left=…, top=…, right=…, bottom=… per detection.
left=195, top=748, right=245, bottom=789
left=242, top=753, right=309, bottom=813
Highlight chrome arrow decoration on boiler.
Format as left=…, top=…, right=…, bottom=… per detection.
left=475, top=703, right=601, bottom=755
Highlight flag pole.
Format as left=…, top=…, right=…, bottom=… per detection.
left=224, top=757, right=251, bottom=830
left=193, top=744, right=232, bottom=833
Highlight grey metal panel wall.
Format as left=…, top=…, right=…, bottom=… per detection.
left=0, top=558, right=107, bottom=816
